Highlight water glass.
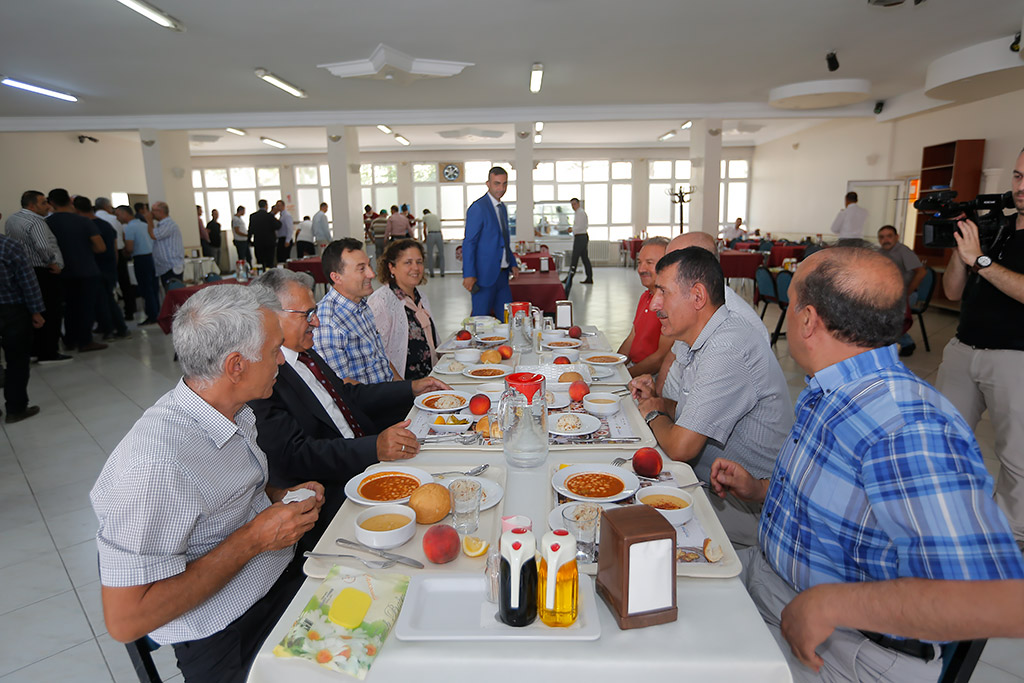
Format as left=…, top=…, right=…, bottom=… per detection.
left=561, top=503, right=602, bottom=564
left=449, top=478, right=483, bottom=535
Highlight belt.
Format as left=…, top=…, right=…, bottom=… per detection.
left=859, top=630, right=936, bottom=661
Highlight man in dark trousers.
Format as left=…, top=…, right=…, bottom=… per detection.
left=249, top=199, right=280, bottom=269
left=0, top=232, right=46, bottom=423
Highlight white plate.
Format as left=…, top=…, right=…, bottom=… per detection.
left=548, top=412, right=602, bottom=437
left=344, top=466, right=435, bottom=506
left=543, top=339, right=583, bottom=350
left=588, top=365, right=615, bottom=379
left=439, top=476, right=504, bottom=511
left=414, top=391, right=473, bottom=413
left=548, top=501, right=616, bottom=530
left=434, top=359, right=469, bottom=375
left=474, top=334, right=508, bottom=345
left=551, top=463, right=641, bottom=503
left=427, top=415, right=474, bottom=433
left=462, top=363, right=513, bottom=380
left=394, top=573, right=601, bottom=641
left=580, top=352, right=628, bottom=365
left=545, top=393, right=571, bottom=410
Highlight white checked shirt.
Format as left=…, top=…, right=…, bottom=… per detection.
left=282, top=347, right=355, bottom=438
left=4, top=209, right=63, bottom=269
left=152, top=217, right=184, bottom=276
left=90, top=379, right=294, bottom=645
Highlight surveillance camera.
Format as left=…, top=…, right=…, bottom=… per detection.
left=873, top=101, right=885, bottom=115
left=826, top=52, right=839, bottom=72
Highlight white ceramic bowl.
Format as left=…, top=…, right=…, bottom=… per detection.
left=453, top=348, right=482, bottom=363
left=583, top=392, right=621, bottom=416
left=541, top=329, right=567, bottom=343
left=353, top=504, right=417, bottom=549
left=637, top=486, right=694, bottom=526
left=428, top=415, right=473, bottom=433
left=477, top=382, right=505, bottom=401
left=551, top=348, right=580, bottom=363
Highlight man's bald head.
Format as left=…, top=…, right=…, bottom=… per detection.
left=792, top=247, right=904, bottom=348
left=668, top=231, right=718, bottom=257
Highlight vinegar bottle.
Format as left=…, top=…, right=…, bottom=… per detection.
left=538, top=529, right=578, bottom=627
left=498, top=528, right=537, bottom=627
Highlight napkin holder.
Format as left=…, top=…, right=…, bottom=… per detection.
left=555, top=300, right=573, bottom=329
left=595, top=505, right=677, bottom=630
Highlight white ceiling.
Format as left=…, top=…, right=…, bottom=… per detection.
left=2, top=0, right=1023, bottom=151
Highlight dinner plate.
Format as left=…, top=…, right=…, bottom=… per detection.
left=434, top=359, right=470, bottom=375
left=580, top=352, right=628, bottom=365
left=344, top=466, right=435, bottom=506
left=548, top=412, right=602, bottom=437
left=543, top=339, right=583, bottom=350
left=414, top=390, right=473, bottom=413
left=462, top=364, right=513, bottom=380
left=440, top=476, right=504, bottom=511
left=545, top=393, right=571, bottom=410
left=474, top=334, right=508, bottom=346
left=587, top=365, right=615, bottom=379
left=551, top=463, right=641, bottom=503
left=548, top=501, right=616, bottom=531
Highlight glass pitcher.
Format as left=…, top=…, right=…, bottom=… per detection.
left=499, top=372, right=549, bottom=468
left=510, top=309, right=533, bottom=354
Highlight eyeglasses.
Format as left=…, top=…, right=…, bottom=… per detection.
left=282, top=307, right=318, bottom=322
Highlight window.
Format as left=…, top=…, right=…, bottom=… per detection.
left=719, top=158, right=751, bottom=237
left=413, top=163, right=437, bottom=183
left=193, top=165, right=283, bottom=263
left=361, top=163, right=399, bottom=214
left=294, top=165, right=331, bottom=226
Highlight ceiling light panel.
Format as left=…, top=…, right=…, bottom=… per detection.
left=115, top=0, right=184, bottom=31
left=225, top=127, right=246, bottom=136
left=254, top=69, right=307, bottom=98
left=394, top=135, right=411, bottom=146
left=530, top=63, right=544, bottom=93
left=0, top=77, right=77, bottom=102
left=377, top=124, right=393, bottom=134
left=260, top=136, right=286, bottom=149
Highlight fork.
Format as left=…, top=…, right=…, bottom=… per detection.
left=303, top=552, right=397, bottom=569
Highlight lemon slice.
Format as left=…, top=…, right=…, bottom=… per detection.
left=434, top=416, right=446, bottom=425
left=462, top=536, right=489, bottom=557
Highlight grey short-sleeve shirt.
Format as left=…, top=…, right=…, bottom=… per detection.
left=881, top=242, right=923, bottom=290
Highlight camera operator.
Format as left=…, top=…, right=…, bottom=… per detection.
left=937, top=147, right=1024, bottom=551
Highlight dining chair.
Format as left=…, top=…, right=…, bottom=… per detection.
left=125, top=636, right=162, bottom=683
left=758, top=241, right=773, bottom=252
left=754, top=266, right=778, bottom=319
left=769, top=270, right=794, bottom=347
left=910, top=266, right=937, bottom=352
left=939, top=639, right=987, bottom=682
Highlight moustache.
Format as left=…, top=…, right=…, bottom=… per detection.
left=655, top=311, right=668, bottom=319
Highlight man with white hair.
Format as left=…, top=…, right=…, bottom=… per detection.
left=91, top=285, right=324, bottom=682
left=147, top=201, right=184, bottom=289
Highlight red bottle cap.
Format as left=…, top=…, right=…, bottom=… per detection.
left=553, top=529, right=569, bottom=536
left=550, top=543, right=560, bottom=551
left=512, top=541, right=522, bottom=551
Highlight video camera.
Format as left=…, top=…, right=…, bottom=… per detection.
left=914, top=190, right=1014, bottom=250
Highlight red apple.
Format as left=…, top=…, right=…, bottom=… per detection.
left=497, top=344, right=514, bottom=360
left=553, top=356, right=571, bottom=365
left=568, top=325, right=582, bottom=339
left=632, top=447, right=663, bottom=478
left=423, top=524, right=460, bottom=564
left=469, top=393, right=491, bottom=416
left=455, top=329, right=472, bottom=341
left=568, top=380, right=590, bottom=402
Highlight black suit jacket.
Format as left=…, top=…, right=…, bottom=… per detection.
left=248, top=209, right=280, bottom=249
left=249, top=349, right=415, bottom=489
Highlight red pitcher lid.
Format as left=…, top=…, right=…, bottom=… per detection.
left=505, top=372, right=544, bottom=404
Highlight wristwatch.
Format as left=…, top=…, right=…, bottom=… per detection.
left=972, top=255, right=993, bottom=273
left=644, top=409, right=670, bottom=424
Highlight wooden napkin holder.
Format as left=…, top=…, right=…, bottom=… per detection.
left=595, top=505, right=677, bottom=630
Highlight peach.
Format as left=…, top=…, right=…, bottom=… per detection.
left=553, top=356, right=571, bottom=365
left=568, top=326, right=582, bottom=339
left=423, top=524, right=460, bottom=564
left=497, top=344, right=514, bottom=360
left=455, top=329, right=472, bottom=341
left=569, top=380, right=590, bottom=402
left=469, top=393, right=491, bottom=416
left=632, top=447, right=663, bottom=478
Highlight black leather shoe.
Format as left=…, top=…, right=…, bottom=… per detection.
left=899, top=343, right=916, bottom=358
left=6, top=406, right=40, bottom=424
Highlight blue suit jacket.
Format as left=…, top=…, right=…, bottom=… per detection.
left=462, top=194, right=517, bottom=287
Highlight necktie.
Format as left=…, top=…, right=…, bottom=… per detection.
left=497, top=202, right=511, bottom=249
left=295, top=352, right=365, bottom=437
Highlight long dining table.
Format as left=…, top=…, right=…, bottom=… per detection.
left=246, top=326, right=792, bottom=683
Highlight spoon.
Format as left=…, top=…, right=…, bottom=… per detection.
left=432, top=463, right=490, bottom=478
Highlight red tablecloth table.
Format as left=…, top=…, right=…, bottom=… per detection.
left=518, top=252, right=556, bottom=271
left=625, top=238, right=643, bottom=262
left=719, top=250, right=764, bottom=280
left=157, top=278, right=241, bottom=334
left=509, top=271, right=566, bottom=313
left=768, top=245, right=807, bottom=267
left=286, top=257, right=329, bottom=284
left=734, top=241, right=761, bottom=250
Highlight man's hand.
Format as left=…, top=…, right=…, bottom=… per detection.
left=780, top=585, right=839, bottom=673
left=637, top=396, right=673, bottom=416
left=31, top=313, right=45, bottom=329
left=411, top=377, right=451, bottom=395
left=510, top=266, right=520, bottom=279
left=376, top=420, right=420, bottom=461
left=267, top=481, right=325, bottom=506
left=629, top=374, right=657, bottom=401
left=954, top=219, right=984, bottom=267
left=47, top=263, right=61, bottom=274
left=709, top=458, right=767, bottom=503
left=462, top=276, right=477, bottom=293
left=246, top=496, right=319, bottom=553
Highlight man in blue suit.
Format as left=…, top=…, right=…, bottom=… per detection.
left=462, top=166, right=519, bottom=316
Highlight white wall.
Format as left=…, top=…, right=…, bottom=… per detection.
left=0, top=132, right=146, bottom=225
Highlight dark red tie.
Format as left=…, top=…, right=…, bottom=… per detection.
left=296, top=352, right=365, bottom=437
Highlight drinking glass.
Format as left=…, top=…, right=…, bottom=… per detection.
left=561, top=503, right=602, bottom=563
left=449, top=478, right=483, bottom=535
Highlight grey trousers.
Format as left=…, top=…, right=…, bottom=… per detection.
left=425, top=232, right=445, bottom=275
left=738, top=548, right=942, bottom=682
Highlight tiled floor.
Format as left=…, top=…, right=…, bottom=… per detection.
left=0, top=265, right=1020, bottom=682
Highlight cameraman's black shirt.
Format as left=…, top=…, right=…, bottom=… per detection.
left=957, top=217, right=1024, bottom=350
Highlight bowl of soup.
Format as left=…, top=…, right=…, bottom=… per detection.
left=583, top=392, right=621, bottom=417
left=638, top=486, right=694, bottom=526
left=354, top=504, right=417, bottom=549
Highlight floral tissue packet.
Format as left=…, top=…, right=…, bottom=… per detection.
left=274, top=565, right=410, bottom=679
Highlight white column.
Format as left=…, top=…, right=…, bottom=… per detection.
left=138, top=129, right=199, bottom=247
left=513, top=122, right=534, bottom=244
left=687, top=119, right=723, bottom=236
left=325, top=125, right=362, bottom=240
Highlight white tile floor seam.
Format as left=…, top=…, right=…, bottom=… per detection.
left=0, top=265, right=1019, bottom=682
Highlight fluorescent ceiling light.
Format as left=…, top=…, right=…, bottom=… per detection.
left=225, top=127, right=246, bottom=136
left=680, top=120, right=693, bottom=130
left=530, top=63, right=543, bottom=93
left=260, top=136, right=286, bottom=149
left=377, top=124, right=393, bottom=134
left=0, top=77, right=77, bottom=102
left=535, top=121, right=544, bottom=133
left=534, top=133, right=542, bottom=144
left=658, top=130, right=677, bottom=142
left=254, top=69, right=307, bottom=98
left=394, top=135, right=411, bottom=146
left=115, top=0, right=184, bottom=31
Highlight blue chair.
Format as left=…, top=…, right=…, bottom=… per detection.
left=754, top=266, right=778, bottom=319
left=203, top=272, right=222, bottom=283
left=758, top=240, right=773, bottom=252
left=910, top=266, right=937, bottom=352
left=165, top=278, right=186, bottom=291
left=770, top=270, right=793, bottom=347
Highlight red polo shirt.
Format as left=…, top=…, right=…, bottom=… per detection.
left=629, top=289, right=662, bottom=363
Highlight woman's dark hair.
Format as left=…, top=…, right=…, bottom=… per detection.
left=376, top=238, right=425, bottom=285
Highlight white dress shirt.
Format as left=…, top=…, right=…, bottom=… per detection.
left=488, top=193, right=508, bottom=269
left=282, top=347, right=355, bottom=438
left=829, top=203, right=869, bottom=240
left=96, top=209, right=124, bottom=249
left=573, top=208, right=589, bottom=236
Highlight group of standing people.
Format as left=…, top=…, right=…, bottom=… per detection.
left=364, top=204, right=446, bottom=277
left=232, top=200, right=332, bottom=270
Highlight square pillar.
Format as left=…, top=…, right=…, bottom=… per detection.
left=325, top=125, right=362, bottom=241
left=139, top=129, right=199, bottom=246
left=687, top=119, right=723, bottom=236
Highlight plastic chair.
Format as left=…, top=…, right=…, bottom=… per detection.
left=769, top=270, right=793, bottom=347
left=203, top=272, right=222, bottom=283
left=165, top=278, right=186, bottom=291
left=939, top=640, right=987, bottom=682
left=125, top=636, right=162, bottom=683
left=910, top=267, right=937, bottom=352
left=754, top=266, right=778, bottom=319
left=758, top=241, right=773, bottom=252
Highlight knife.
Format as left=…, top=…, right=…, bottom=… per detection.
left=335, top=537, right=425, bottom=568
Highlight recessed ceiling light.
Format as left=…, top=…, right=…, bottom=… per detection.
left=254, top=69, right=307, bottom=98
left=658, top=130, right=677, bottom=142
left=534, top=133, right=542, bottom=144
left=260, top=136, right=286, bottom=149
left=680, top=120, right=693, bottom=130
left=377, top=124, right=393, bottom=134
left=0, top=76, right=77, bottom=102
left=225, top=127, right=246, bottom=136
left=394, top=135, right=411, bottom=146
left=530, top=63, right=544, bottom=93
left=115, top=0, right=184, bottom=31
left=535, top=122, right=544, bottom=133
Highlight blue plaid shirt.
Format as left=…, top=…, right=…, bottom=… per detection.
left=0, top=235, right=44, bottom=313
left=760, top=344, right=1023, bottom=592
left=313, top=287, right=392, bottom=384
